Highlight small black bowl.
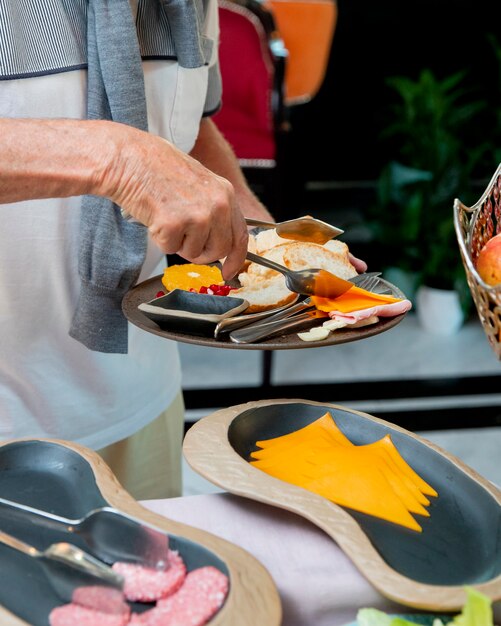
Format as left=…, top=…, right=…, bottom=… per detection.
left=138, top=289, right=249, bottom=336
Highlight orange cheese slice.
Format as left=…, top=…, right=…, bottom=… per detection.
left=312, top=285, right=401, bottom=314
left=250, top=412, right=437, bottom=532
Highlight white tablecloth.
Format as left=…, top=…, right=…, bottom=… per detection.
left=142, top=493, right=421, bottom=626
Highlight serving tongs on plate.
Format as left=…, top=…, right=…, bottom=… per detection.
left=245, top=216, right=343, bottom=244
left=0, top=495, right=170, bottom=569
left=228, top=273, right=383, bottom=344
left=0, top=528, right=124, bottom=606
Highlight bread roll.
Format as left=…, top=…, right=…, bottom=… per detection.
left=232, top=275, right=297, bottom=313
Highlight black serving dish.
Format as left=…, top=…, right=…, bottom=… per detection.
left=0, top=439, right=280, bottom=626
left=183, top=399, right=501, bottom=611
left=137, top=289, right=249, bottom=336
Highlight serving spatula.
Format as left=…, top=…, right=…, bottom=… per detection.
left=0, top=528, right=124, bottom=606
left=0, top=496, right=170, bottom=569
left=245, top=216, right=343, bottom=244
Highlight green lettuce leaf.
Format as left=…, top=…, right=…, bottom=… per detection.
left=356, top=587, right=493, bottom=626
left=447, top=587, right=493, bottom=626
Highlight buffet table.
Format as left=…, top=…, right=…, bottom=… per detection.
left=141, top=492, right=468, bottom=626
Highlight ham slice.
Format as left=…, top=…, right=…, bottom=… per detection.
left=326, top=299, right=412, bottom=324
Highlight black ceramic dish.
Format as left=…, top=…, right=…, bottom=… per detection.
left=227, top=402, right=501, bottom=587
left=137, top=289, right=249, bottom=337
left=183, top=399, right=501, bottom=610
left=0, top=440, right=229, bottom=626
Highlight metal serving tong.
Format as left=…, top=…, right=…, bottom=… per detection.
left=0, top=496, right=170, bottom=569
left=245, top=252, right=380, bottom=299
left=0, top=528, right=123, bottom=606
left=228, top=273, right=383, bottom=344
left=245, top=216, right=343, bottom=244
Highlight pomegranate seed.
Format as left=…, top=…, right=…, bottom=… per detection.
left=155, top=291, right=165, bottom=298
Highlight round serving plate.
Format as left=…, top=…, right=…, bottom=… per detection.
left=183, top=399, right=501, bottom=612
left=122, top=274, right=407, bottom=350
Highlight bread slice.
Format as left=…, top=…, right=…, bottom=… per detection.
left=240, top=242, right=293, bottom=284
left=232, top=275, right=297, bottom=313
left=253, top=228, right=290, bottom=253
left=282, top=241, right=356, bottom=280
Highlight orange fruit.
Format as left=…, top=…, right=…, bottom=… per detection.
left=161, top=264, right=224, bottom=292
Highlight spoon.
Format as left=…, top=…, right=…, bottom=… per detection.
left=246, top=251, right=355, bottom=299
left=0, top=529, right=124, bottom=606
left=0, top=496, right=170, bottom=569
left=245, top=216, right=343, bottom=244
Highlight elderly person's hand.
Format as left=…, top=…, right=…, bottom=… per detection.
left=108, top=127, right=249, bottom=280
left=0, top=118, right=249, bottom=281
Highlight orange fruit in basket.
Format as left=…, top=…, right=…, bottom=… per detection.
left=161, top=264, right=224, bottom=292
left=476, top=233, right=501, bottom=286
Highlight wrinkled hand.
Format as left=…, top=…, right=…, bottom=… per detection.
left=109, top=130, right=248, bottom=280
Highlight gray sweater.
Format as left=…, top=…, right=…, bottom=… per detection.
left=69, top=0, right=218, bottom=353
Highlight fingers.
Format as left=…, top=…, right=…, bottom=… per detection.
left=349, top=252, right=368, bottom=274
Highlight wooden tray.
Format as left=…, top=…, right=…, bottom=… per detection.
left=0, top=438, right=281, bottom=626
left=183, top=399, right=501, bottom=612
left=122, top=275, right=407, bottom=350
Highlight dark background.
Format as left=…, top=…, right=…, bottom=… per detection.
left=285, top=0, right=501, bottom=185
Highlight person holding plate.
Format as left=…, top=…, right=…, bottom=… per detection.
left=0, top=0, right=273, bottom=499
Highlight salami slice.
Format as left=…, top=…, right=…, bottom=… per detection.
left=130, top=566, right=229, bottom=626
left=49, top=603, right=130, bottom=626
left=112, top=550, right=186, bottom=602
left=72, top=586, right=130, bottom=616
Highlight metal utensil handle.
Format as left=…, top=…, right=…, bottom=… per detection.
left=215, top=300, right=299, bottom=336
left=231, top=299, right=313, bottom=333
left=246, top=251, right=290, bottom=276
left=0, top=528, right=38, bottom=557
left=244, top=218, right=276, bottom=229
left=230, top=311, right=314, bottom=344
left=0, top=496, right=73, bottom=531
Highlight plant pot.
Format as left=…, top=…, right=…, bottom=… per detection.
left=415, top=285, right=464, bottom=335
left=384, top=267, right=420, bottom=303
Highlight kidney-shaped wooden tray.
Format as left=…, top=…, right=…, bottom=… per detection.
left=183, top=399, right=501, bottom=612
left=0, top=438, right=281, bottom=626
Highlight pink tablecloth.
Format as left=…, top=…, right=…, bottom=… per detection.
left=141, top=493, right=414, bottom=626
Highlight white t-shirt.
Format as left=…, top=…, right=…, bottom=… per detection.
left=0, top=8, right=219, bottom=448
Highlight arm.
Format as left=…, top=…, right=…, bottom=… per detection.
left=189, top=118, right=275, bottom=223
left=0, top=117, right=247, bottom=279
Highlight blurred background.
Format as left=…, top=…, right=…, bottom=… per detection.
left=181, top=0, right=501, bottom=494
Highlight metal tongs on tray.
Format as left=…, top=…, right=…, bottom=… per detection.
left=0, top=495, right=170, bottom=568
left=0, top=527, right=124, bottom=606
left=245, top=216, right=344, bottom=244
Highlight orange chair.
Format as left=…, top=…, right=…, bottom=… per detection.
left=263, top=0, right=338, bottom=105
left=213, top=0, right=289, bottom=218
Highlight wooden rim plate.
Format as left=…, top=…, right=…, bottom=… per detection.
left=0, top=438, right=281, bottom=626
left=122, top=275, right=407, bottom=350
left=183, top=399, right=501, bottom=612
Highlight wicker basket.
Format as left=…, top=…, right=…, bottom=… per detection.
left=454, top=162, right=501, bottom=359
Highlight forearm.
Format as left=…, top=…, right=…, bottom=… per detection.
left=0, top=118, right=127, bottom=204
left=190, top=118, right=275, bottom=222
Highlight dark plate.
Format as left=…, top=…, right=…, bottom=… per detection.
left=138, top=288, right=249, bottom=337
left=183, top=399, right=501, bottom=610
left=123, top=275, right=407, bottom=350
left=0, top=440, right=229, bottom=626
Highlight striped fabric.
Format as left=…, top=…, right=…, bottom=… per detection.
left=0, top=0, right=210, bottom=79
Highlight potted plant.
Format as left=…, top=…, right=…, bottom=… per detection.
left=367, top=68, right=491, bottom=332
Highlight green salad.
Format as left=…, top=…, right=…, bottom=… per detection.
left=357, top=587, right=494, bottom=626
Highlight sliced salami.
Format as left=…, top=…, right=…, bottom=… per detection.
left=49, top=602, right=130, bottom=626
left=72, top=586, right=130, bottom=616
left=112, top=550, right=186, bottom=602
left=130, top=566, right=229, bottom=626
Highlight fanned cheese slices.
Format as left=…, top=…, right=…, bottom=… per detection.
left=250, top=412, right=437, bottom=532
